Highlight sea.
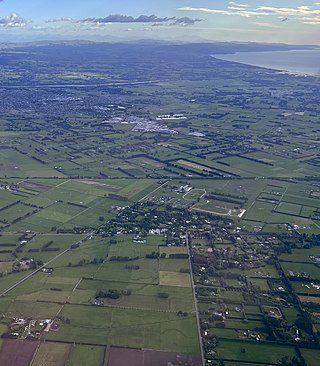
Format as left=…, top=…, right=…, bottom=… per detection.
left=213, top=49, right=320, bottom=76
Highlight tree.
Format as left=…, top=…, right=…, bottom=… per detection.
left=78, top=259, right=87, bottom=266
left=295, top=314, right=313, bottom=334
left=278, top=356, right=303, bottom=366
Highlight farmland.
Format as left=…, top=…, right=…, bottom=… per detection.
left=0, top=41, right=319, bottom=366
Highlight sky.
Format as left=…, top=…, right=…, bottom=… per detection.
left=0, top=0, right=319, bottom=44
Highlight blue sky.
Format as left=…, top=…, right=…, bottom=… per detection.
left=0, top=0, right=319, bottom=44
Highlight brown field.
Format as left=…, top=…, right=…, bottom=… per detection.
left=176, top=159, right=212, bottom=172
left=107, top=347, right=201, bottom=366
left=20, top=182, right=50, bottom=191
left=299, top=295, right=320, bottom=304
left=0, top=340, right=38, bottom=366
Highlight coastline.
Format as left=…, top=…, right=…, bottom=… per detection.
left=212, top=49, right=320, bottom=77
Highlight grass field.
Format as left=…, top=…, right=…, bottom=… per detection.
left=65, top=345, right=105, bottom=366
left=0, top=42, right=320, bottom=366
left=32, top=342, right=71, bottom=366
left=215, top=339, right=297, bottom=363
left=45, top=305, right=199, bottom=354
left=159, top=271, right=191, bottom=287
left=159, top=246, right=188, bottom=256
left=300, top=348, right=320, bottom=366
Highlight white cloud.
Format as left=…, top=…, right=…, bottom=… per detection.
left=252, top=22, right=282, bottom=28
left=0, top=13, right=28, bottom=27
left=179, top=4, right=320, bottom=22
left=179, top=7, right=232, bottom=15
left=46, top=17, right=72, bottom=23
left=178, top=6, right=266, bottom=18
left=256, top=6, right=320, bottom=17
left=229, top=2, right=249, bottom=7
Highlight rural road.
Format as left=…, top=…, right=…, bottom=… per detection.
left=186, top=233, right=205, bottom=366
left=0, top=80, right=161, bottom=89
left=139, top=180, right=170, bottom=202
left=0, top=231, right=94, bottom=298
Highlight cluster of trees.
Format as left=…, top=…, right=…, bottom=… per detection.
left=41, top=240, right=60, bottom=252
left=125, top=264, right=140, bottom=270
left=68, top=258, right=104, bottom=267
left=169, top=253, right=188, bottom=259
left=207, top=191, right=247, bottom=205
left=177, top=310, right=189, bottom=317
left=278, top=356, right=306, bottom=366
left=95, top=289, right=131, bottom=299
left=11, top=209, right=38, bottom=225
left=145, top=252, right=166, bottom=259
left=99, top=201, right=228, bottom=237
left=67, top=201, right=87, bottom=208
left=295, top=313, right=313, bottom=335
left=110, top=255, right=139, bottom=262
left=108, top=193, right=128, bottom=201
left=0, top=200, right=20, bottom=213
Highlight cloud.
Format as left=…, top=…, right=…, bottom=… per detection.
left=229, top=2, right=249, bottom=7
left=252, top=22, right=282, bottom=28
left=179, top=4, right=320, bottom=21
left=79, top=14, right=201, bottom=26
left=179, top=6, right=266, bottom=18
left=46, top=17, right=72, bottom=23
left=80, top=14, right=174, bottom=24
left=179, top=7, right=232, bottom=15
left=31, top=25, right=48, bottom=31
left=0, top=13, right=28, bottom=27
left=171, top=17, right=202, bottom=26
left=303, top=16, right=320, bottom=24
left=256, top=6, right=320, bottom=17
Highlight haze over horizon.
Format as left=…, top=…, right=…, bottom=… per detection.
left=0, top=0, right=319, bottom=45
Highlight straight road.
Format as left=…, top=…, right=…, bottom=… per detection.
left=0, top=80, right=160, bottom=89
left=0, top=231, right=93, bottom=297
left=186, top=232, right=205, bottom=366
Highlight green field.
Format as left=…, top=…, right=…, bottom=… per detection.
left=45, top=304, right=199, bottom=354
left=0, top=41, right=319, bottom=366
left=215, top=340, right=297, bottom=363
